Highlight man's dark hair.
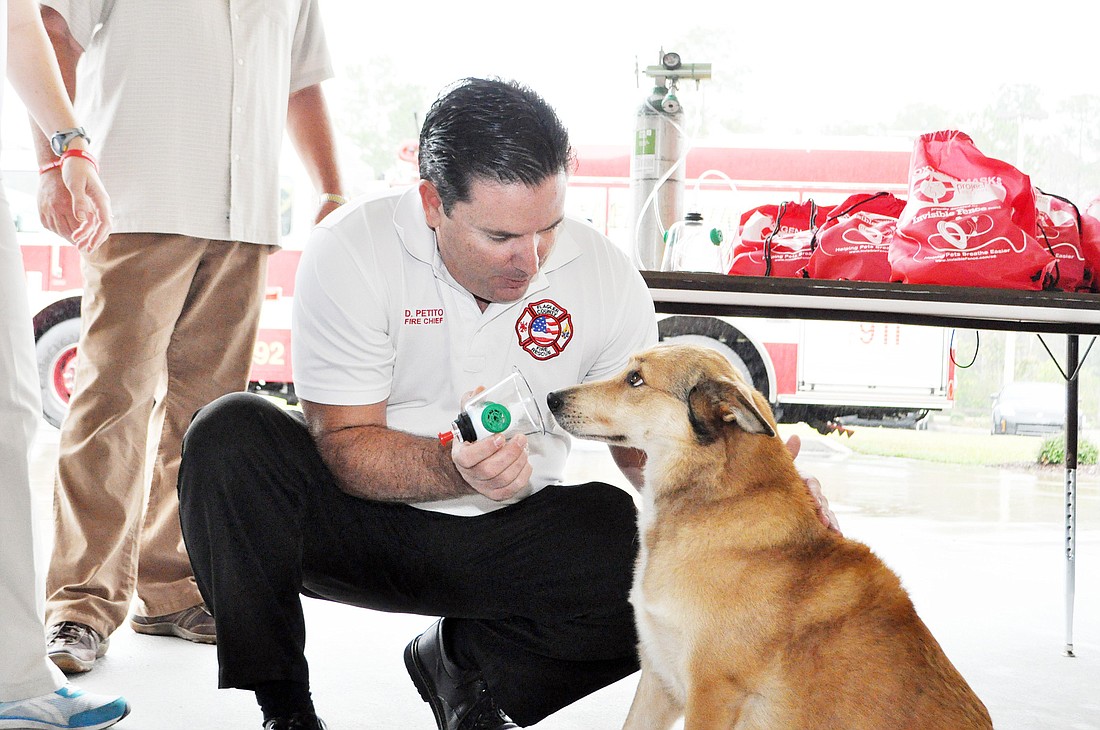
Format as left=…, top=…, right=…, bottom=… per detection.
left=418, top=77, right=574, bottom=212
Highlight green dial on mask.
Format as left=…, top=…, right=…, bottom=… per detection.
left=481, top=403, right=512, bottom=433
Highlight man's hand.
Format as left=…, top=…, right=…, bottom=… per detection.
left=785, top=434, right=841, bottom=534
left=450, top=432, right=532, bottom=502
left=38, top=169, right=80, bottom=240
left=314, top=198, right=343, bottom=224
left=447, top=384, right=533, bottom=501
left=38, top=157, right=112, bottom=253
left=61, top=157, right=112, bottom=252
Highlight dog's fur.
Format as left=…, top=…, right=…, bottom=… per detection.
left=548, top=344, right=992, bottom=730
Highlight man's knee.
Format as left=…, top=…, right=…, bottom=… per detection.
left=557, top=482, right=639, bottom=545
left=179, top=392, right=299, bottom=503
left=538, top=483, right=639, bottom=599
left=184, top=391, right=277, bottom=452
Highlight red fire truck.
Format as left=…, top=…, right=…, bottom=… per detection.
left=18, top=138, right=955, bottom=431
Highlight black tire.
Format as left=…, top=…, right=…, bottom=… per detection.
left=657, top=315, right=772, bottom=401
left=35, top=317, right=82, bottom=429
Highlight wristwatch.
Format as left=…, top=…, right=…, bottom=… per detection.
left=50, top=127, right=91, bottom=156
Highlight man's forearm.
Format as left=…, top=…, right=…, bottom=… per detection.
left=314, top=424, right=474, bottom=503
left=28, top=6, right=83, bottom=166
left=611, top=445, right=647, bottom=491
left=287, top=84, right=343, bottom=197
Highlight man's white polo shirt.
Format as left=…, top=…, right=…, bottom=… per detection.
left=293, top=187, right=657, bottom=515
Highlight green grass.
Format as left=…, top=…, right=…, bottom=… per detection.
left=778, top=423, right=1049, bottom=467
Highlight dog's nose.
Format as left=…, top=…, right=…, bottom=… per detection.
left=546, top=390, right=562, bottom=413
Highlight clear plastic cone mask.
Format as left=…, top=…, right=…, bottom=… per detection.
left=439, top=368, right=548, bottom=444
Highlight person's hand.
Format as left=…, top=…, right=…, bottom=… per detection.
left=62, top=156, right=112, bottom=252
left=450, top=432, right=533, bottom=502
left=40, top=157, right=112, bottom=253
left=785, top=434, right=841, bottom=534
left=448, top=385, right=532, bottom=501
left=38, top=167, right=80, bottom=241
left=314, top=199, right=343, bottom=224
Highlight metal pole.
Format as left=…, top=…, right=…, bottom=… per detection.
left=1065, top=334, right=1078, bottom=657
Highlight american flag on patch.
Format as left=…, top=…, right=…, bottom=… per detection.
left=531, top=315, right=559, bottom=342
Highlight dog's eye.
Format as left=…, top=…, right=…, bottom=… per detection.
left=627, top=371, right=644, bottom=387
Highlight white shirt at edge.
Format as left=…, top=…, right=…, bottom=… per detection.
left=41, top=0, right=333, bottom=244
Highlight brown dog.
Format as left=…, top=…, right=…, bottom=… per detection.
left=547, top=344, right=992, bottom=730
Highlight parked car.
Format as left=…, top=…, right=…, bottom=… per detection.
left=991, top=381, right=1077, bottom=436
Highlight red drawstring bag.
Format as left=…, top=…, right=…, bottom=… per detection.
left=728, top=200, right=829, bottom=277
left=800, top=192, right=906, bottom=282
left=1080, top=212, right=1100, bottom=293
left=890, top=130, right=1058, bottom=290
left=1034, top=189, right=1093, bottom=292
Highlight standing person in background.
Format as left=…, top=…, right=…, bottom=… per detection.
left=0, top=0, right=130, bottom=726
left=31, top=0, right=344, bottom=674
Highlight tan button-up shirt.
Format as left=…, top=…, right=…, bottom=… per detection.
left=43, top=0, right=333, bottom=244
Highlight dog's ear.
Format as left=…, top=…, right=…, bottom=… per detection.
left=688, top=376, right=776, bottom=443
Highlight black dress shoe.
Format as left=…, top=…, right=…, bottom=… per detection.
left=404, top=619, right=519, bottom=730
left=262, top=712, right=327, bottom=729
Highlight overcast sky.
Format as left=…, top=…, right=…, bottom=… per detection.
left=5, top=1, right=1096, bottom=156
left=318, top=0, right=1099, bottom=143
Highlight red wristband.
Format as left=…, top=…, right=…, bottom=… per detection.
left=60, top=148, right=99, bottom=173
left=38, top=159, right=63, bottom=175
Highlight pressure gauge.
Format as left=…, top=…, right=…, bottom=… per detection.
left=661, top=52, right=682, bottom=70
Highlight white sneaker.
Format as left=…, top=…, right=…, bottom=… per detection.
left=0, top=684, right=129, bottom=729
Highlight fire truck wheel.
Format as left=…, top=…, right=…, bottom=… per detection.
left=657, top=315, right=771, bottom=401
left=35, top=317, right=82, bottom=429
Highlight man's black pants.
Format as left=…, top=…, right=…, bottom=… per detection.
left=177, top=392, right=641, bottom=725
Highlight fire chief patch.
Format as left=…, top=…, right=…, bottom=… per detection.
left=515, top=299, right=573, bottom=360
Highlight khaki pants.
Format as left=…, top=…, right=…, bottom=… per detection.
left=46, top=233, right=269, bottom=638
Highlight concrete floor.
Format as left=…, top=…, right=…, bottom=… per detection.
left=27, top=425, right=1100, bottom=729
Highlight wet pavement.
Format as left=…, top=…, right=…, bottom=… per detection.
left=24, top=424, right=1100, bottom=729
